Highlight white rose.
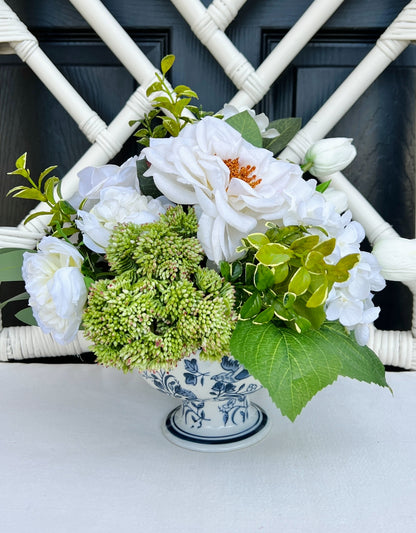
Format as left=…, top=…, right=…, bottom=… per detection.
left=22, top=236, right=87, bottom=344
left=304, top=138, right=357, bottom=178
left=143, top=116, right=320, bottom=263
left=76, top=186, right=170, bottom=253
left=70, top=156, right=140, bottom=209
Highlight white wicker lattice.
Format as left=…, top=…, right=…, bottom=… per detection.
left=0, top=0, right=415, bottom=368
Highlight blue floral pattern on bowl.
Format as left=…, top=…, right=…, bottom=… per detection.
left=140, top=352, right=270, bottom=451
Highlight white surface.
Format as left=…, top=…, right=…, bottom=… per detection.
left=0, top=364, right=415, bottom=533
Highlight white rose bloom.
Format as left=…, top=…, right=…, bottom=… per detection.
left=77, top=186, right=170, bottom=253
left=143, top=116, right=324, bottom=263
left=70, top=156, right=140, bottom=209
left=219, top=104, right=279, bottom=138
left=22, top=236, right=87, bottom=344
left=304, top=138, right=357, bottom=178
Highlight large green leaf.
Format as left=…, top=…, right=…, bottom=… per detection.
left=15, top=306, right=37, bottom=326
left=0, top=249, right=30, bottom=281
left=0, top=291, right=29, bottom=310
left=262, top=117, right=302, bottom=155
left=230, top=320, right=389, bottom=421
left=136, top=159, right=161, bottom=199
left=226, top=111, right=263, bottom=147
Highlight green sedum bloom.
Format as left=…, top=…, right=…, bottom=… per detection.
left=83, top=206, right=236, bottom=371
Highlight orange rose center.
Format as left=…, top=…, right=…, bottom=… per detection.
left=223, top=158, right=261, bottom=188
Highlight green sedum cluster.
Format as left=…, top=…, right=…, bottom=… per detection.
left=83, top=206, right=236, bottom=372
left=222, top=223, right=359, bottom=334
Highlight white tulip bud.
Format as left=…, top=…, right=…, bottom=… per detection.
left=304, top=138, right=357, bottom=178
left=372, top=237, right=416, bottom=281
left=322, top=186, right=349, bottom=214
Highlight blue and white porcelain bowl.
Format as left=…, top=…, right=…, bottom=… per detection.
left=140, top=351, right=271, bottom=452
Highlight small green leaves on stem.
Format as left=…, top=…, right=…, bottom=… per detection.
left=222, top=224, right=359, bottom=334
left=7, top=154, right=79, bottom=239
left=134, top=55, right=203, bottom=146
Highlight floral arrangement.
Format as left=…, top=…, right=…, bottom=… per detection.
left=1, top=55, right=389, bottom=421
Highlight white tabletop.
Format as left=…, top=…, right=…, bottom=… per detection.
left=0, top=363, right=415, bottom=533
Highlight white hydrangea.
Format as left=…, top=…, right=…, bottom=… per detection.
left=326, top=250, right=385, bottom=345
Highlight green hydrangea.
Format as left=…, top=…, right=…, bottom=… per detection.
left=106, top=205, right=203, bottom=280
left=83, top=206, right=236, bottom=371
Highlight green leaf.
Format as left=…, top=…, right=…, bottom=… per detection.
left=226, top=111, right=263, bottom=148
left=247, top=233, right=270, bottom=249
left=253, top=306, right=275, bottom=324
left=38, top=165, right=58, bottom=188
left=58, top=200, right=76, bottom=216
left=316, top=180, right=331, bottom=193
left=0, top=291, right=29, bottom=310
left=306, top=282, right=328, bottom=308
left=312, top=238, right=336, bottom=257
left=7, top=168, right=30, bottom=179
left=6, top=185, right=28, bottom=196
left=230, top=262, right=243, bottom=281
left=230, top=320, right=389, bottom=421
left=283, top=291, right=296, bottom=308
left=173, top=98, right=191, bottom=117
left=24, top=211, right=53, bottom=225
left=0, top=249, right=29, bottom=281
left=239, top=291, right=262, bottom=319
left=9, top=188, right=45, bottom=201
left=220, top=261, right=231, bottom=281
left=255, top=243, right=292, bottom=266
left=15, top=306, right=37, bottom=326
left=290, top=235, right=320, bottom=254
left=0, top=247, right=30, bottom=255
left=304, top=251, right=325, bottom=273
left=254, top=264, right=275, bottom=291
left=161, top=54, right=175, bottom=75
left=162, top=117, right=180, bottom=137
left=146, top=81, right=163, bottom=97
left=245, top=263, right=256, bottom=284
left=327, top=253, right=360, bottom=283
left=152, top=124, right=167, bottom=138
left=15, top=152, right=27, bottom=169
left=262, top=117, right=302, bottom=155
left=136, top=159, right=161, bottom=199
left=288, top=267, right=311, bottom=295
left=272, top=263, right=289, bottom=284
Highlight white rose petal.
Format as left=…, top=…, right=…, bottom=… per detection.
left=70, top=156, right=140, bottom=209
left=22, top=236, right=87, bottom=344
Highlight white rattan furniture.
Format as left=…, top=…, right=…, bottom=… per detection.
left=0, top=0, right=415, bottom=367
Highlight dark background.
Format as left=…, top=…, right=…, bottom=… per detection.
left=0, top=0, right=413, bottom=344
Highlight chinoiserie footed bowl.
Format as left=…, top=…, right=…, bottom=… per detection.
left=140, top=351, right=271, bottom=452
